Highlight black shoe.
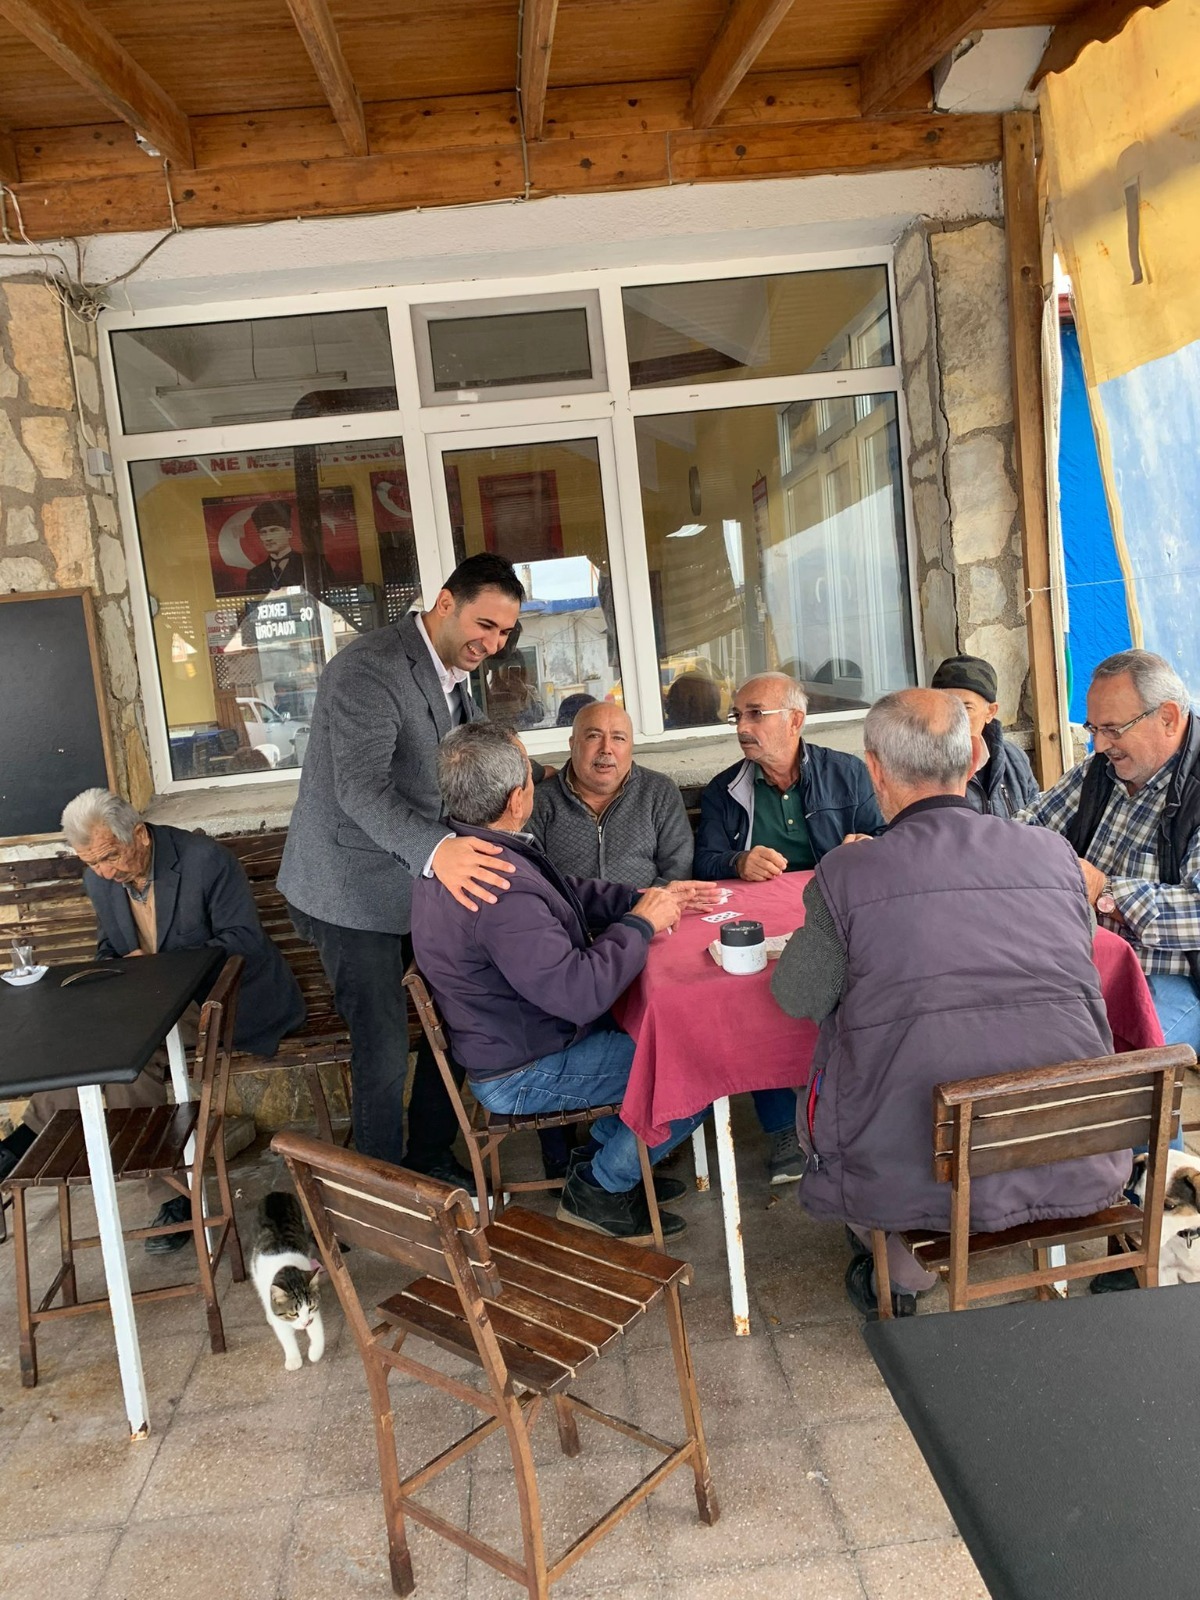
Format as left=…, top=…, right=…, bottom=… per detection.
left=557, top=1165, right=686, bottom=1244
left=566, top=1144, right=687, bottom=1203
left=405, top=1154, right=478, bottom=1196
left=145, top=1196, right=192, bottom=1254
left=1090, top=1267, right=1139, bottom=1293
left=0, top=1122, right=37, bottom=1184
left=844, top=1253, right=918, bottom=1321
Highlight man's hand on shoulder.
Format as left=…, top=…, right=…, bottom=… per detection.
left=629, top=886, right=681, bottom=935
left=432, top=837, right=516, bottom=912
left=737, top=846, right=787, bottom=882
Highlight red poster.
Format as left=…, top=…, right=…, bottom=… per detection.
left=203, top=487, right=363, bottom=598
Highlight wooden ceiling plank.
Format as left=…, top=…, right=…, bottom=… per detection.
left=520, top=0, right=560, bottom=142
left=1029, top=0, right=1169, bottom=88
left=859, top=0, right=1010, bottom=117
left=284, top=0, right=368, bottom=157
left=0, top=0, right=192, bottom=166
left=691, top=0, right=798, bottom=128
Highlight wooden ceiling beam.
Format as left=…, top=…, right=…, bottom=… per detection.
left=859, top=0, right=1010, bottom=117
left=0, top=0, right=193, bottom=167
left=284, top=0, right=368, bottom=157
left=520, top=0, right=560, bottom=142
left=6, top=109, right=1001, bottom=239
left=691, top=0, right=797, bottom=128
left=1029, top=0, right=1169, bottom=89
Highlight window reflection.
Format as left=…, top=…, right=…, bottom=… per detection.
left=635, top=396, right=914, bottom=721
left=130, top=437, right=417, bottom=780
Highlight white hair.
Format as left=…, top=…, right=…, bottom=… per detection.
left=1092, top=650, right=1191, bottom=713
left=737, top=672, right=808, bottom=713
left=60, top=788, right=141, bottom=849
left=865, top=692, right=973, bottom=786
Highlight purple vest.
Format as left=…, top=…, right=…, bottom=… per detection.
left=802, top=797, right=1129, bottom=1233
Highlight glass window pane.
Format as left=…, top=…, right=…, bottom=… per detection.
left=112, top=309, right=396, bottom=432
left=635, top=396, right=914, bottom=724
left=129, top=437, right=417, bottom=781
left=428, top=309, right=593, bottom=392
left=623, top=267, right=892, bottom=388
left=441, top=438, right=622, bottom=731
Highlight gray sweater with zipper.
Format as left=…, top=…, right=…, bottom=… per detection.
left=528, top=762, right=695, bottom=887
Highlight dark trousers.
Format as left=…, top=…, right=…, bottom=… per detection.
left=287, top=904, right=461, bottom=1170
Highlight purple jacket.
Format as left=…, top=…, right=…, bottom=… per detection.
left=410, top=822, right=652, bottom=1080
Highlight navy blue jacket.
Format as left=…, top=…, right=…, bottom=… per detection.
left=694, top=741, right=885, bottom=880
left=87, top=823, right=306, bottom=1057
left=964, top=718, right=1039, bottom=820
left=411, top=822, right=651, bottom=1080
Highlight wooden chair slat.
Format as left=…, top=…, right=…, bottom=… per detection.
left=964, top=1082, right=1180, bottom=1148
left=120, top=1106, right=200, bottom=1180
left=492, top=1250, right=652, bottom=1330
left=377, top=1289, right=578, bottom=1394
left=493, top=1205, right=687, bottom=1289
left=960, top=1071, right=1159, bottom=1122
left=965, top=1116, right=1160, bottom=1179
left=486, top=1281, right=628, bottom=1352
left=412, top=1274, right=605, bottom=1371
left=905, top=1203, right=1144, bottom=1268
left=487, top=1219, right=664, bottom=1307
left=9, top=1111, right=88, bottom=1186
left=937, top=1046, right=1194, bottom=1110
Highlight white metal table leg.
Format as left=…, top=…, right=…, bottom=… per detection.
left=712, top=1095, right=751, bottom=1336
left=691, top=1123, right=710, bottom=1191
left=1048, top=1242, right=1068, bottom=1296
left=77, top=1082, right=149, bottom=1439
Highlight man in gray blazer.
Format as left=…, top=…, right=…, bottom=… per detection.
left=278, top=554, right=524, bottom=1182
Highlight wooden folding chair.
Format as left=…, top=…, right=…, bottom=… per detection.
left=273, top=1130, right=718, bottom=1599
left=871, top=1044, right=1195, bottom=1317
left=7, top=956, right=247, bottom=1385
left=402, top=967, right=668, bottom=1240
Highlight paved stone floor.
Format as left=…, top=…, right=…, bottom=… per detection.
left=0, top=1093, right=1114, bottom=1600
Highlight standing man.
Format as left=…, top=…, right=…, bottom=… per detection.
left=529, top=702, right=695, bottom=887
left=1021, top=649, right=1200, bottom=1054
left=694, top=672, right=885, bottom=1183
left=278, top=554, right=525, bottom=1183
left=931, top=654, right=1038, bottom=818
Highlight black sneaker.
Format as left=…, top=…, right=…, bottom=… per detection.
left=844, top=1252, right=918, bottom=1321
left=405, top=1154, right=478, bottom=1196
left=145, top=1196, right=192, bottom=1254
left=768, top=1127, right=806, bottom=1185
left=557, top=1165, right=686, bottom=1244
left=566, top=1144, right=687, bottom=1203
left=0, top=1122, right=37, bottom=1183
left=1090, top=1266, right=1139, bottom=1293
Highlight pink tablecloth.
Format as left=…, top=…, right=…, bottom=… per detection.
left=615, top=880, right=1165, bottom=1146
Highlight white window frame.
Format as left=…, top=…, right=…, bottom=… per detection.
left=98, top=246, right=921, bottom=794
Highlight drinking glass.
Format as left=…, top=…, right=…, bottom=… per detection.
left=10, top=941, right=34, bottom=976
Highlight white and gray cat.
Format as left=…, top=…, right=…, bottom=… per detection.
left=250, top=1191, right=325, bottom=1370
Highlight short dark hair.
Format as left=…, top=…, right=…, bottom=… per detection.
left=443, top=553, right=525, bottom=607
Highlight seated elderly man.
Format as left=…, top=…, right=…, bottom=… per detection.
left=771, top=689, right=1128, bottom=1319
left=411, top=722, right=708, bottom=1244
left=695, top=671, right=886, bottom=1183
left=0, top=790, right=305, bottom=1249
left=931, top=653, right=1038, bottom=819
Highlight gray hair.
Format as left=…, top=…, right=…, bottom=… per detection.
left=737, top=672, right=808, bottom=713
left=436, top=722, right=529, bottom=827
left=865, top=691, right=973, bottom=787
left=1092, top=650, right=1191, bottom=712
left=60, top=788, right=141, bottom=849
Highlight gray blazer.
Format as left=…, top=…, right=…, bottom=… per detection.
left=278, top=613, right=479, bottom=934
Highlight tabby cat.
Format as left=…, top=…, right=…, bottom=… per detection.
left=250, top=1191, right=325, bottom=1370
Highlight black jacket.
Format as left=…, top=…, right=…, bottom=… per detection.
left=87, top=823, right=306, bottom=1056
left=964, top=720, right=1040, bottom=819
left=694, top=742, right=885, bottom=880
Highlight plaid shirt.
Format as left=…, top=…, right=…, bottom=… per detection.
left=1019, top=753, right=1200, bottom=976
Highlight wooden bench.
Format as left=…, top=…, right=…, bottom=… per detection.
left=0, top=830, right=351, bottom=1148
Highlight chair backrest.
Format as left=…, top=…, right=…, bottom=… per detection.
left=0, top=855, right=97, bottom=965
left=402, top=966, right=476, bottom=1144
left=933, top=1046, right=1194, bottom=1183
left=191, top=955, right=245, bottom=1160
left=272, top=1128, right=501, bottom=1299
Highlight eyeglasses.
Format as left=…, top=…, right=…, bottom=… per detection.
left=1081, top=705, right=1163, bottom=741
left=726, top=708, right=789, bottom=726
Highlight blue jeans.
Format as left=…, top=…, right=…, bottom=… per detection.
left=753, top=1087, right=797, bottom=1135
left=471, top=1026, right=706, bottom=1194
left=1146, top=972, right=1198, bottom=1153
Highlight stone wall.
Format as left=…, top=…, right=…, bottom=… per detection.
left=0, top=277, right=152, bottom=809
left=897, top=217, right=1031, bottom=726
